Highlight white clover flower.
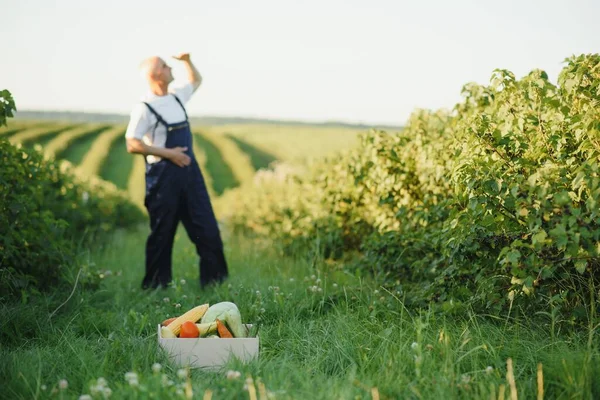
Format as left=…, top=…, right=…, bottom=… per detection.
left=289, top=278, right=295, bottom=282
left=59, top=379, right=68, bottom=390
left=163, top=297, right=170, bottom=303
left=182, top=295, right=188, bottom=299
left=255, top=290, right=261, bottom=296
left=260, top=308, right=265, bottom=314
left=177, top=369, right=188, bottom=379
left=103, top=387, right=112, bottom=398
left=79, top=395, right=92, bottom=400
left=176, top=388, right=184, bottom=396
left=41, top=385, right=47, bottom=391
left=411, top=342, right=418, bottom=350
left=128, top=378, right=139, bottom=387
left=96, top=377, right=107, bottom=387
left=175, top=303, right=181, bottom=309
left=180, top=279, right=186, bottom=285
left=311, top=275, right=316, bottom=280
left=315, top=279, right=321, bottom=284
left=124, top=372, right=138, bottom=382
left=332, top=283, right=338, bottom=288
left=374, top=289, right=379, bottom=295
left=317, top=287, right=323, bottom=293
left=226, top=370, right=241, bottom=380
left=152, top=363, right=162, bottom=374
left=485, top=366, right=494, bottom=374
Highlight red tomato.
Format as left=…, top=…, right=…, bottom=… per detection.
left=180, top=321, right=199, bottom=338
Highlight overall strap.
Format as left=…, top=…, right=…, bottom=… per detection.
left=141, top=102, right=169, bottom=165
left=171, top=94, right=189, bottom=121
left=142, top=102, right=169, bottom=127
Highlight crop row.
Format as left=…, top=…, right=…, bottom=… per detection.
left=2, top=121, right=280, bottom=209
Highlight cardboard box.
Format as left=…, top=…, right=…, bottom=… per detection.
left=157, top=324, right=259, bottom=370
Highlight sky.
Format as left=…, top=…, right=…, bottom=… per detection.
left=2, top=0, right=598, bottom=126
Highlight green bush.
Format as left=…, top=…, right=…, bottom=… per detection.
left=0, top=138, right=145, bottom=299
left=217, top=54, right=600, bottom=319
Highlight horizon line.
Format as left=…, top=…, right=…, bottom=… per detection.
left=12, top=108, right=406, bottom=129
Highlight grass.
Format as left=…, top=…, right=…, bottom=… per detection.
left=101, top=136, right=134, bottom=190
left=1, top=226, right=598, bottom=399
left=193, top=131, right=238, bottom=195
left=30, top=130, right=65, bottom=148
left=224, top=133, right=279, bottom=171
left=61, top=130, right=102, bottom=166
left=208, top=124, right=371, bottom=165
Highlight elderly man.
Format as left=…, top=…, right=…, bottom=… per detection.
left=125, top=53, right=228, bottom=290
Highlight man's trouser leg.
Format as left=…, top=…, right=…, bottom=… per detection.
left=143, top=164, right=180, bottom=289
left=180, top=164, right=229, bottom=287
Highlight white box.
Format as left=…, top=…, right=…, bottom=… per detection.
left=157, top=324, right=259, bottom=370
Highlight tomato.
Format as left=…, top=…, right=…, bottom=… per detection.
left=161, top=317, right=177, bottom=326
left=179, top=321, right=199, bottom=338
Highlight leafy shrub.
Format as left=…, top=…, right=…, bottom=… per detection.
left=217, top=54, right=600, bottom=318
left=0, top=137, right=145, bottom=299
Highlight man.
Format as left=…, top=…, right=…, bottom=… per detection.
left=125, top=53, right=228, bottom=289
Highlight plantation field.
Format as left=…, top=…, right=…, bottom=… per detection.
left=2, top=120, right=370, bottom=209
left=201, top=124, right=371, bottom=164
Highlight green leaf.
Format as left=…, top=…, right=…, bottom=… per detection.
left=574, top=260, right=587, bottom=274
left=531, top=230, right=547, bottom=248
left=506, top=249, right=521, bottom=266
left=549, top=224, right=568, bottom=249
left=553, top=191, right=571, bottom=206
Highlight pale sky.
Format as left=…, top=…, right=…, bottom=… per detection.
left=2, top=0, right=598, bottom=126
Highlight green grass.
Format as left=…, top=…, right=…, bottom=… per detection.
left=224, top=133, right=278, bottom=171
left=1, top=226, right=598, bottom=399
left=194, top=131, right=238, bottom=195
left=0, top=127, right=26, bottom=138
left=61, top=130, right=103, bottom=166
left=206, top=124, right=372, bottom=165
left=101, top=136, right=134, bottom=190
left=29, top=128, right=77, bottom=148
left=34, top=130, right=65, bottom=148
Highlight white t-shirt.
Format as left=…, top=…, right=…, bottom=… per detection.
left=125, top=82, right=195, bottom=163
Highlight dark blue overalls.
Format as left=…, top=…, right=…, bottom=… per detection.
left=141, top=94, right=228, bottom=289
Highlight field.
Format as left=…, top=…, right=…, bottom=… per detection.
left=0, top=120, right=367, bottom=211
left=1, top=88, right=599, bottom=400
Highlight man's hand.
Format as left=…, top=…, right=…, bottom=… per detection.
left=172, top=53, right=202, bottom=91
left=172, top=53, right=191, bottom=62
left=167, top=146, right=191, bottom=167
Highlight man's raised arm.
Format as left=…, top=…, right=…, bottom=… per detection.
left=173, top=53, right=202, bottom=92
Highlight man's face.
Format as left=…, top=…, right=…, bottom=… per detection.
left=156, top=58, right=173, bottom=84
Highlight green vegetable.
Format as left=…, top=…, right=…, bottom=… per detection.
left=200, top=302, right=247, bottom=338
